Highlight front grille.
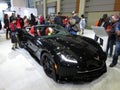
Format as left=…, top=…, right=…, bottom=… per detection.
left=59, top=63, right=107, bottom=82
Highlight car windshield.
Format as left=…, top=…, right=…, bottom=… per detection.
left=53, top=25, right=70, bottom=35
left=26, top=24, right=70, bottom=38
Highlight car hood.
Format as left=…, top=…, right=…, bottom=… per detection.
left=41, top=35, right=106, bottom=61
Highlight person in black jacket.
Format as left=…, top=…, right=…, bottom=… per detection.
left=4, top=14, right=10, bottom=39
left=54, top=12, right=63, bottom=26
left=9, top=13, right=16, bottom=23
left=30, top=13, right=36, bottom=26
left=109, top=15, right=120, bottom=67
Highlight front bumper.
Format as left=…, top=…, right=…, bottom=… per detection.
left=58, top=63, right=107, bottom=82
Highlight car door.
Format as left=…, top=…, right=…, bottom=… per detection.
left=26, top=35, right=40, bottom=52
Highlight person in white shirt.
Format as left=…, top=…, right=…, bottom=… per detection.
left=80, top=14, right=86, bottom=34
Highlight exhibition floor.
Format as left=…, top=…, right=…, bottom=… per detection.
left=0, top=30, right=120, bottom=90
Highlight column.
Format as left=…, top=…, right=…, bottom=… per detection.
left=79, top=0, right=86, bottom=16
left=43, top=0, right=47, bottom=18
left=11, top=0, right=26, bottom=7
left=57, top=0, right=61, bottom=12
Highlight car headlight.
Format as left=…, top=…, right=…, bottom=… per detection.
left=60, top=54, right=78, bottom=64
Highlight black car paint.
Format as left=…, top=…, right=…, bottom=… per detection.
left=21, top=25, right=107, bottom=82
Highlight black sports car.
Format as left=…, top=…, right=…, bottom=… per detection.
left=21, top=24, right=107, bottom=82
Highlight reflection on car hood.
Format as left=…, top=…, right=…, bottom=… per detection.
left=41, top=35, right=102, bottom=58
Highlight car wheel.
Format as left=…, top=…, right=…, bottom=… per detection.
left=41, top=53, right=58, bottom=81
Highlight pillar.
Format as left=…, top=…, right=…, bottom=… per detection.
left=43, top=0, right=47, bottom=18
left=57, top=0, right=61, bottom=12
left=79, top=0, right=86, bottom=16
left=11, top=0, right=26, bottom=7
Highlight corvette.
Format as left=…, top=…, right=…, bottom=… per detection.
left=21, top=24, right=107, bottom=82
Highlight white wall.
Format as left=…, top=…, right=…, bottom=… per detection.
left=11, top=0, right=26, bottom=7
left=11, top=7, right=37, bottom=18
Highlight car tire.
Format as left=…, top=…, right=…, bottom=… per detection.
left=41, top=53, right=58, bottom=82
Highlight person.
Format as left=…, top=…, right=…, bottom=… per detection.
left=16, top=14, right=24, bottom=29
left=54, top=12, right=63, bottom=26
left=80, top=14, right=86, bottom=34
left=23, top=16, right=30, bottom=28
left=106, top=16, right=116, bottom=57
left=4, top=14, right=10, bottom=39
left=39, top=15, right=44, bottom=24
left=9, top=13, right=16, bottom=23
left=109, top=15, right=120, bottom=67
left=68, top=11, right=80, bottom=35
left=29, top=26, right=40, bottom=36
left=45, top=15, right=51, bottom=25
left=30, top=13, right=36, bottom=26
left=16, top=14, right=24, bottom=47
left=45, top=27, right=55, bottom=36
left=9, top=18, right=18, bottom=50
left=62, top=16, right=69, bottom=27
left=29, top=26, right=35, bottom=36
left=72, top=11, right=80, bottom=24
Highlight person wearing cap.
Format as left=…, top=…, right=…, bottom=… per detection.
left=68, top=11, right=80, bottom=35
left=109, top=15, right=120, bottom=67
left=72, top=11, right=80, bottom=24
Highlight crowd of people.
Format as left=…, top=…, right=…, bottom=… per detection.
left=54, top=11, right=86, bottom=35
left=3, top=13, right=45, bottom=50
left=3, top=11, right=86, bottom=51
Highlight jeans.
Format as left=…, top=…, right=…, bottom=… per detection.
left=69, top=28, right=77, bottom=35
left=69, top=30, right=77, bottom=35
left=106, top=37, right=115, bottom=56
left=111, top=41, right=120, bottom=64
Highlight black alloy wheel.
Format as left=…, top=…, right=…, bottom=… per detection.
left=42, top=53, right=57, bottom=81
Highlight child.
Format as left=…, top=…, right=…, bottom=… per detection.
left=9, top=18, right=18, bottom=50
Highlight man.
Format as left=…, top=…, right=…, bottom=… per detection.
left=72, top=11, right=80, bottom=24
left=109, top=15, right=120, bottom=67
left=54, top=12, right=63, bottom=26
left=10, top=13, right=16, bottom=23
left=30, top=13, right=36, bottom=26
left=69, top=11, right=80, bottom=35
